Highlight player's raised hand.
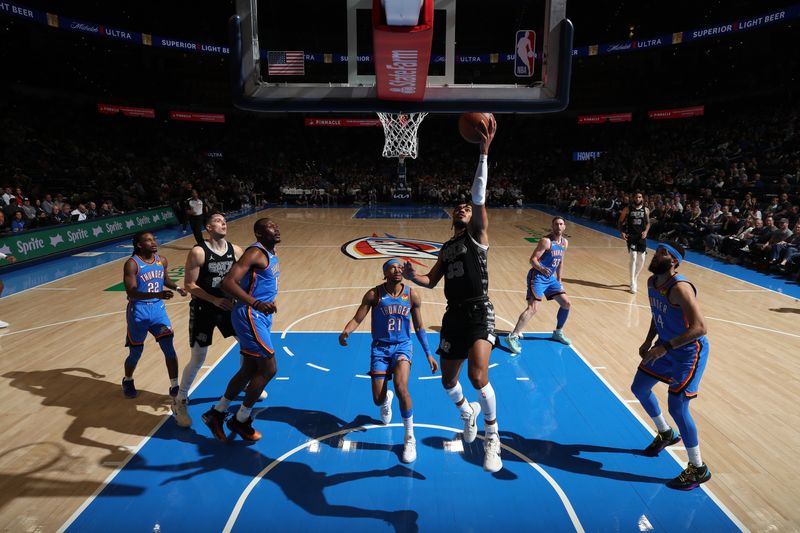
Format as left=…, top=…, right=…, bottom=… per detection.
left=478, top=114, right=496, bottom=154
left=402, top=261, right=416, bottom=280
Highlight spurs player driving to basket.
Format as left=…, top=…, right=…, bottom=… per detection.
left=403, top=115, right=503, bottom=473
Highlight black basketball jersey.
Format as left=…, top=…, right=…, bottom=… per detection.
left=440, top=230, right=489, bottom=303
left=627, top=204, right=648, bottom=233
left=196, top=241, right=235, bottom=298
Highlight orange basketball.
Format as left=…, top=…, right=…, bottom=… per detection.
left=458, top=112, right=494, bottom=143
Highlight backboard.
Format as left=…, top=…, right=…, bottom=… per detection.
left=230, top=0, right=572, bottom=113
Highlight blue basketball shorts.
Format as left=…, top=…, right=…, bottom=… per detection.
left=125, top=300, right=173, bottom=346
left=638, top=337, right=709, bottom=397
left=370, top=340, right=413, bottom=380
left=527, top=269, right=566, bottom=301
left=232, top=305, right=275, bottom=358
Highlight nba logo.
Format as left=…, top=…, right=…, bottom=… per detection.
left=514, top=30, right=536, bottom=78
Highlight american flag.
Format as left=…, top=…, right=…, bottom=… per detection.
left=267, top=51, right=305, bottom=76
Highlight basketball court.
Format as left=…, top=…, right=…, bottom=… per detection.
left=1, top=206, right=798, bottom=531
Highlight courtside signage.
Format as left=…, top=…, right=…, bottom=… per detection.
left=341, top=236, right=442, bottom=261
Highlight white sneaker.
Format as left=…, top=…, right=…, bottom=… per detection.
left=380, top=390, right=394, bottom=424
left=630, top=281, right=637, bottom=294
left=460, top=401, right=481, bottom=443
left=258, top=389, right=268, bottom=401
left=173, top=398, right=192, bottom=427
left=483, top=432, right=503, bottom=473
left=401, top=435, right=417, bottom=463
left=0, top=320, right=8, bottom=329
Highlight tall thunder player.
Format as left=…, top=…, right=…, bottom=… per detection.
left=202, top=218, right=280, bottom=442
left=122, top=231, right=187, bottom=399
left=633, top=241, right=712, bottom=490
left=403, top=116, right=504, bottom=473
left=619, top=192, right=650, bottom=294
left=339, top=259, right=438, bottom=464
left=173, top=211, right=243, bottom=427
left=506, top=216, right=573, bottom=354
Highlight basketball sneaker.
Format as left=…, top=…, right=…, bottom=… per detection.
left=667, top=462, right=711, bottom=490
left=168, top=385, right=179, bottom=398
left=227, top=415, right=262, bottom=441
left=644, top=428, right=681, bottom=456
left=506, top=334, right=522, bottom=354
left=380, top=390, right=394, bottom=424
left=121, top=378, right=137, bottom=399
left=483, top=432, right=503, bottom=473
left=401, top=435, right=417, bottom=463
left=258, top=389, right=268, bottom=401
left=0, top=320, right=9, bottom=329
left=201, top=408, right=228, bottom=441
left=173, top=398, right=192, bottom=428
left=551, top=330, right=572, bottom=345
left=460, top=402, right=481, bottom=443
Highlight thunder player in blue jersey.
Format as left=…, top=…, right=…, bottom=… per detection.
left=122, top=231, right=187, bottom=399
left=202, top=218, right=280, bottom=442
left=506, top=216, right=573, bottom=353
left=632, top=241, right=712, bottom=490
left=339, top=259, right=438, bottom=463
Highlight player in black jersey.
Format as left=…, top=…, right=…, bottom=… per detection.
left=173, top=211, right=243, bottom=427
left=618, top=192, right=650, bottom=294
left=403, top=116, right=502, bottom=473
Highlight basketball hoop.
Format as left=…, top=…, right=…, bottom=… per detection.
left=377, top=112, right=428, bottom=159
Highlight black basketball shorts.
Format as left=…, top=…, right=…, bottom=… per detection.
left=627, top=235, right=647, bottom=253
left=436, top=298, right=496, bottom=360
left=189, top=298, right=235, bottom=347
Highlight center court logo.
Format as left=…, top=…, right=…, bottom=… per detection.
left=340, top=236, right=442, bottom=261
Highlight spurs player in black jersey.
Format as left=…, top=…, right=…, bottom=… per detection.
left=618, top=192, right=650, bottom=294
left=403, top=116, right=502, bottom=473
left=173, top=211, right=244, bottom=427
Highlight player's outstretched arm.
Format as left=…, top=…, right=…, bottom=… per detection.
left=529, top=238, right=552, bottom=277
left=409, top=288, right=438, bottom=374
left=403, top=258, right=445, bottom=289
left=222, top=248, right=272, bottom=314
left=161, top=256, right=187, bottom=296
left=469, top=115, right=497, bottom=246
left=339, top=289, right=376, bottom=346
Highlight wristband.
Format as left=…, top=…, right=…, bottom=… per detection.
left=416, top=328, right=431, bottom=356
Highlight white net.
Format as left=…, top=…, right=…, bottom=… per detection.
left=377, top=112, right=428, bottom=159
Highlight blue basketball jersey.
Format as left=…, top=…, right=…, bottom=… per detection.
left=536, top=235, right=568, bottom=278
left=131, top=254, right=165, bottom=303
left=239, top=242, right=279, bottom=302
left=648, top=273, right=707, bottom=354
left=371, top=284, right=412, bottom=344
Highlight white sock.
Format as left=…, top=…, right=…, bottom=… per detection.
left=445, top=382, right=471, bottom=415
left=477, top=383, right=497, bottom=423
left=403, top=414, right=414, bottom=437
left=687, top=445, right=702, bottom=466
left=178, top=344, right=208, bottom=400
left=122, top=376, right=133, bottom=382
left=635, top=251, right=647, bottom=277
left=485, top=421, right=499, bottom=435
left=169, top=378, right=178, bottom=388
left=214, top=396, right=231, bottom=413
left=652, top=414, right=670, bottom=432
left=236, top=404, right=253, bottom=422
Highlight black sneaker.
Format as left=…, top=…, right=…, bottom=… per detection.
left=227, top=416, right=262, bottom=441
left=121, top=378, right=137, bottom=399
left=202, top=408, right=228, bottom=441
left=169, top=385, right=179, bottom=398
left=644, top=428, right=681, bottom=456
left=667, top=462, right=711, bottom=490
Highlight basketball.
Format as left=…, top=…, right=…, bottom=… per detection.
left=458, top=112, right=494, bottom=143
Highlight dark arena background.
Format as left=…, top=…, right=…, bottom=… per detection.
left=0, top=1, right=798, bottom=531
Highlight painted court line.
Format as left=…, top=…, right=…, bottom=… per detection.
left=516, top=377, right=530, bottom=381
left=222, top=423, right=585, bottom=533
left=306, top=363, right=330, bottom=372
left=355, top=374, right=371, bottom=379
left=418, top=375, right=439, bottom=380
left=283, top=346, right=294, bottom=357
left=59, top=341, right=239, bottom=532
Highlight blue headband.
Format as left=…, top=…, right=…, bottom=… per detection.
left=383, top=258, right=401, bottom=272
left=657, top=243, right=683, bottom=266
